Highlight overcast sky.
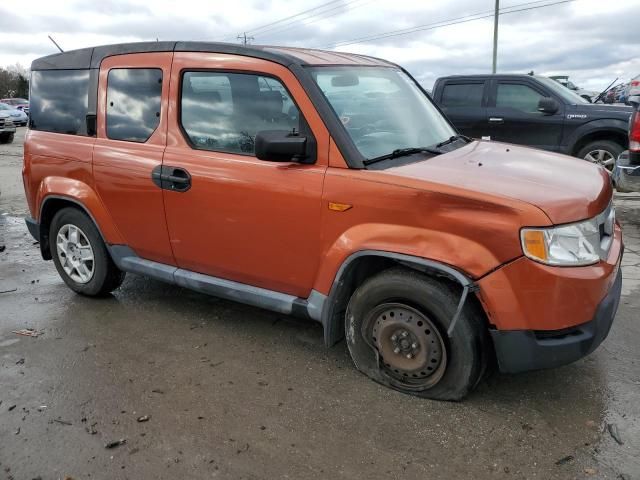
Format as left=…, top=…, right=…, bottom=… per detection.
left=0, top=0, right=638, bottom=90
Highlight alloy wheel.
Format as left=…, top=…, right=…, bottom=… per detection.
left=56, top=224, right=95, bottom=284
left=584, top=149, right=615, bottom=172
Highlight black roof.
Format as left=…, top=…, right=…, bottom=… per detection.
left=31, top=41, right=395, bottom=71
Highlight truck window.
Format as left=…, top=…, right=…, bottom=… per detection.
left=180, top=71, right=300, bottom=155
left=441, top=83, right=484, bottom=107
left=29, top=70, right=90, bottom=135
left=106, top=68, right=162, bottom=143
left=496, top=83, right=544, bottom=113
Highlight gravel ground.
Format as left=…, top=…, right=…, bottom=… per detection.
left=1, top=129, right=639, bottom=479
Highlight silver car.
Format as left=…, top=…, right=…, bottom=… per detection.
left=0, top=102, right=28, bottom=126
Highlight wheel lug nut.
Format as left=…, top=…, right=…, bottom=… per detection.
left=411, top=343, right=418, bottom=349
left=393, top=347, right=400, bottom=354
left=391, top=334, right=397, bottom=341
left=401, top=331, right=409, bottom=337
left=406, top=353, right=413, bottom=359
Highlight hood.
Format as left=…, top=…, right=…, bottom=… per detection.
left=0, top=111, right=10, bottom=119
left=385, top=141, right=612, bottom=225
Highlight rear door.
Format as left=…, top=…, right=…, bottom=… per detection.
left=93, top=53, right=175, bottom=265
left=485, top=79, right=565, bottom=151
left=436, top=79, right=488, bottom=138
left=161, top=53, right=329, bottom=298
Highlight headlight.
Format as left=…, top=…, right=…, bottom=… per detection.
left=521, top=216, right=605, bottom=266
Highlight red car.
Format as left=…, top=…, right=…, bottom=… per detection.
left=1, top=98, right=29, bottom=116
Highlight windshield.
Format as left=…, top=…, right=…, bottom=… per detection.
left=309, top=66, right=456, bottom=160
left=536, top=76, right=590, bottom=104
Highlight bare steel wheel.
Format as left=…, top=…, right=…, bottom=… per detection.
left=370, top=303, right=447, bottom=389
left=345, top=268, right=490, bottom=401
left=56, top=224, right=95, bottom=284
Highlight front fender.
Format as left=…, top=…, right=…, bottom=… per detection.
left=566, top=119, right=629, bottom=153
left=313, top=223, right=514, bottom=295
left=36, top=176, right=124, bottom=245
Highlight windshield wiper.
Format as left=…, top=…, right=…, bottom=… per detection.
left=436, top=134, right=472, bottom=149
left=363, top=147, right=443, bottom=166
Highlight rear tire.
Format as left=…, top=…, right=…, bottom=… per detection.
left=0, top=133, right=14, bottom=144
left=50, top=207, right=125, bottom=296
left=345, top=268, right=489, bottom=401
left=577, top=140, right=624, bottom=173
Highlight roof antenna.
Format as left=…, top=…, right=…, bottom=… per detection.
left=48, top=35, right=64, bottom=53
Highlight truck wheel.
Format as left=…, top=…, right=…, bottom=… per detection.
left=345, top=268, right=489, bottom=401
left=50, top=207, right=125, bottom=296
left=0, top=133, right=14, bottom=144
left=577, top=140, right=624, bottom=173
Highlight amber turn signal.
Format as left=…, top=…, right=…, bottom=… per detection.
left=328, top=202, right=352, bottom=212
left=521, top=229, right=548, bottom=262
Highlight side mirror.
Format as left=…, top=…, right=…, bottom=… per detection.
left=629, top=96, right=640, bottom=107
left=255, top=130, right=308, bottom=163
left=538, top=97, right=559, bottom=115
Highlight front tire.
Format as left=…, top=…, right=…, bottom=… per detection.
left=0, top=133, right=14, bottom=144
left=345, top=268, right=489, bottom=401
left=50, top=207, right=125, bottom=296
left=577, top=140, right=624, bottom=173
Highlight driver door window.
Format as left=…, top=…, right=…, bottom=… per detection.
left=180, top=71, right=301, bottom=155
left=496, top=83, right=544, bottom=113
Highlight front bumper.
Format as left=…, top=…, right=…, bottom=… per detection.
left=490, top=267, right=622, bottom=373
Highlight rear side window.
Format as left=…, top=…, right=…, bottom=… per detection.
left=30, top=70, right=90, bottom=135
left=496, top=83, right=544, bottom=113
left=180, top=71, right=301, bottom=155
left=106, top=68, right=162, bottom=142
left=441, top=83, right=484, bottom=107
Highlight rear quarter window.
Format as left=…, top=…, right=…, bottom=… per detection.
left=29, top=70, right=90, bottom=135
left=441, top=83, right=484, bottom=107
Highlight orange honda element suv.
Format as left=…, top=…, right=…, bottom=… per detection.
left=23, top=42, right=623, bottom=400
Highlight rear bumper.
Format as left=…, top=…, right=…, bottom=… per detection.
left=613, top=151, right=640, bottom=193
left=491, top=265, right=622, bottom=373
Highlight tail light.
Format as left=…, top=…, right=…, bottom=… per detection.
left=631, top=80, right=640, bottom=87
left=631, top=110, right=640, bottom=152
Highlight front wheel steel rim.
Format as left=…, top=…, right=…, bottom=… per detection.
left=56, top=224, right=95, bottom=284
left=368, top=303, right=447, bottom=390
left=584, top=149, right=615, bottom=172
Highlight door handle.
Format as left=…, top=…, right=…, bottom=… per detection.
left=489, top=117, right=504, bottom=124
left=151, top=165, right=192, bottom=192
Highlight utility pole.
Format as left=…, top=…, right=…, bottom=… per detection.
left=237, top=32, right=254, bottom=45
left=48, top=35, right=64, bottom=53
left=492, top=0, right=499, bottom=74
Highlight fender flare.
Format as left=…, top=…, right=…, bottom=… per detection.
left=35, top=178, right=124, bottom=259
left=566, top=119, right=629, bottom=154
left=319, top=250, right=477, bottom=347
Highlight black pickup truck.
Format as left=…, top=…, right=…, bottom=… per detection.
left=432, top=74, right=633, bottom=171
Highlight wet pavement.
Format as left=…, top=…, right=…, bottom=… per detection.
left=1, top=130, right=639, bottom=479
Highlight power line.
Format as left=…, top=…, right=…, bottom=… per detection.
left=254, top=0, right=376, bottom=41
left=321, top=0, right=578, bottom=49
left=219, top=0, right=344, bottom=41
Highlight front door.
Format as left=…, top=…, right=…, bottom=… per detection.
left=93, top=52, right=174, bottom=265
left=486, top=81, right=565, bottom=151
left=161, top=53, right=329, bottom=298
